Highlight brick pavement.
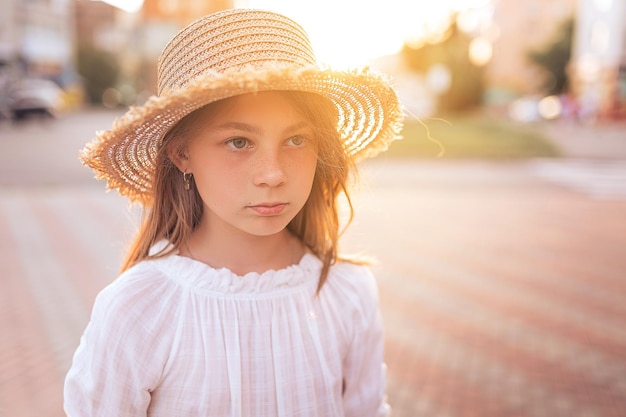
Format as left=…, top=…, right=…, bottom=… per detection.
left=1, top=155, right=626, bottom=416
left=541, top=120, right=626, bottom=160
left=344, top=160, right=626, bottom=417
left=0, top=187, right=138, bottom=417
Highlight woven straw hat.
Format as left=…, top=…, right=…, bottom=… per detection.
left=81, top=8, right=404, bottom=203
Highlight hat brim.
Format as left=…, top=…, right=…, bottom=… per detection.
left=81, top=65, right=404, bottom=203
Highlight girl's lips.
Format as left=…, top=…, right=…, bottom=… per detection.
left=248, top=203, right=288, bottom=216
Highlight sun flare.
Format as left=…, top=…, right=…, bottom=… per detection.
left=240, top=0, right=492, bottom=67
left=97, top=0, right=143, bottom=13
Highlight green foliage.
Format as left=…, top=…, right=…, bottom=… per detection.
left=383, top=115, right=560, bottom=159
left=401, top=23, right=485, bottom=112
left=76, top=44, right=120, bottom=104
left=527, top=18, right=574, bottom=95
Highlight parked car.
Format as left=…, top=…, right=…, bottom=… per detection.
left=7, top=78, right=63, bottom=120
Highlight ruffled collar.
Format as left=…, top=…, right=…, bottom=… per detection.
left=147, top=240, right=322, bottom=296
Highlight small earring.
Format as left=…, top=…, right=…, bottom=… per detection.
left=183, top=172, right=191, bottom=190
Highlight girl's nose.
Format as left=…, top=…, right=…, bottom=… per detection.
left=252, top=149, right=287, bottom=187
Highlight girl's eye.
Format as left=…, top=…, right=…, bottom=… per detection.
left=226, top=137, right=249, bottom=150
left=287, top=135, right=306, bottom=146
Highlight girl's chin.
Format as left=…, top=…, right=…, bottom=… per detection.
left=242, top=210, right=300, bottom=237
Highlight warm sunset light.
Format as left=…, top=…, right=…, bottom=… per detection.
left=96, top=0, right=143, bottom=13
left=241, top=0, right=493, bottom=67
left=469, top=36, right=493, bottom=66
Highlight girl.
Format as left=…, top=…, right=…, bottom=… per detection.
left=65, top=8, right=403, bottom=417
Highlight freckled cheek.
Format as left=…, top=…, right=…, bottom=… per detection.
left=198, top=179, right=247, bottom=214
left=290, top=158, right=317, bottom=191
left=288, top=153, right=317, bottom=182
left=193, top=160, right=247, bottom=201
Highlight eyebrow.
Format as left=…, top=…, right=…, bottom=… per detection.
left=213, top=121, right=311, bottom=135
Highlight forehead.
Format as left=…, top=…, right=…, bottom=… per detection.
left=213, top=91, right=305, bottom=119
left=174, top=91, right=329, bottom=143
left=184, top=92, right=310, bottom=135
left=182, top=91, right=313, bottom=139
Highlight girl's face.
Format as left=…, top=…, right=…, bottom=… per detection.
left=180, top=91, right=319, bottom=239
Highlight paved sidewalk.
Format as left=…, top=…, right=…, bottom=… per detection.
left=540, top=119, right=626, bottom=160
left=349, top=160, right=626, bottom=417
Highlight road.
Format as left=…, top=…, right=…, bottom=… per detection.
left=1, top=110, right=626, bottom=417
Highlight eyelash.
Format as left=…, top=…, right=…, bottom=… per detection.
left=225, top=137, right=250, bottom=150
left=224, top=135, right=309, bottom=150
left=287, top=135, right=307, bottom=146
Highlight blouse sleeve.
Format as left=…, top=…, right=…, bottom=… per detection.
left=341, top=268, right=391, bottom=417
left=64, top=271, right=169, bottom=416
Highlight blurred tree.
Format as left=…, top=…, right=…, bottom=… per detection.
left=401, top=22, right=484, bottom=113
left=527, top=18, right=574, bottom=96
left=76, top=44, right=120, bottom=104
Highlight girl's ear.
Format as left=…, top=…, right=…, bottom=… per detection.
left=166, top=140, right=190, bottom=173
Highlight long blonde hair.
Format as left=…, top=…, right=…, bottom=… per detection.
left=121, top=91, right=356, bottom=291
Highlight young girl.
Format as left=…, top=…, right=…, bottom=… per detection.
left=64, top=8, right=403, bottom=417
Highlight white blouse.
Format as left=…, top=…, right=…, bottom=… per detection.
left=64, top=251, right=390, bottom=417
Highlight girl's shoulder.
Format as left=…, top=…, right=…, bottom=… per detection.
left=329, top=257, right=378, bottom=289
left=103, top=258, right=169, bottom=293
left=324, top=258, right=381, bottom=314
left=329, top=259, right=375, bottom=285
left=92, top=258, right=178, bottom=318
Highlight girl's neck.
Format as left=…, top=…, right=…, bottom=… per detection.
left=183, top=222, right=306, bottom=276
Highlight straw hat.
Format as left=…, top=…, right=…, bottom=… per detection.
left=81, top=8, right=404, bottom=203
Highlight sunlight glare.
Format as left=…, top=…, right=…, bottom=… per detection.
left=457, top=10, right=482, bottom=34
left=538, top=96, right=562, bottom=120
left=242, top=0, right=492, bottom=67
left=449, top=0, right=492, bottom=11
left=469, top=37, right=493, bottom=66
left=96, top=0, right=143, bottom=13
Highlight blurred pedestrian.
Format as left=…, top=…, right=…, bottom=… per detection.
left=64, top=8, right=402, bottom=417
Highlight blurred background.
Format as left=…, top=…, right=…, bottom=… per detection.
left=1, top=0, right=625, bottom=123
left=1, top=1, right=626, bottom=417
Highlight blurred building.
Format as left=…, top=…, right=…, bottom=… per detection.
left=75, top=0, right=119, bottom=52
left=570, top=0, right=626, bottom=119
left=137, top=0, right=234, bottom=92
left=0, top=0, right=156, bottom=106
left=486, top=0, right=577, bottom=99
left=74, top=0, right=140, bottom=105
left=0, top=0, right=74, bottom=84
left=485, top=0, right=626, bottom=120
left=142, top=0, right=234, bottom=26
left=71, top=0, right=233, bottom=104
